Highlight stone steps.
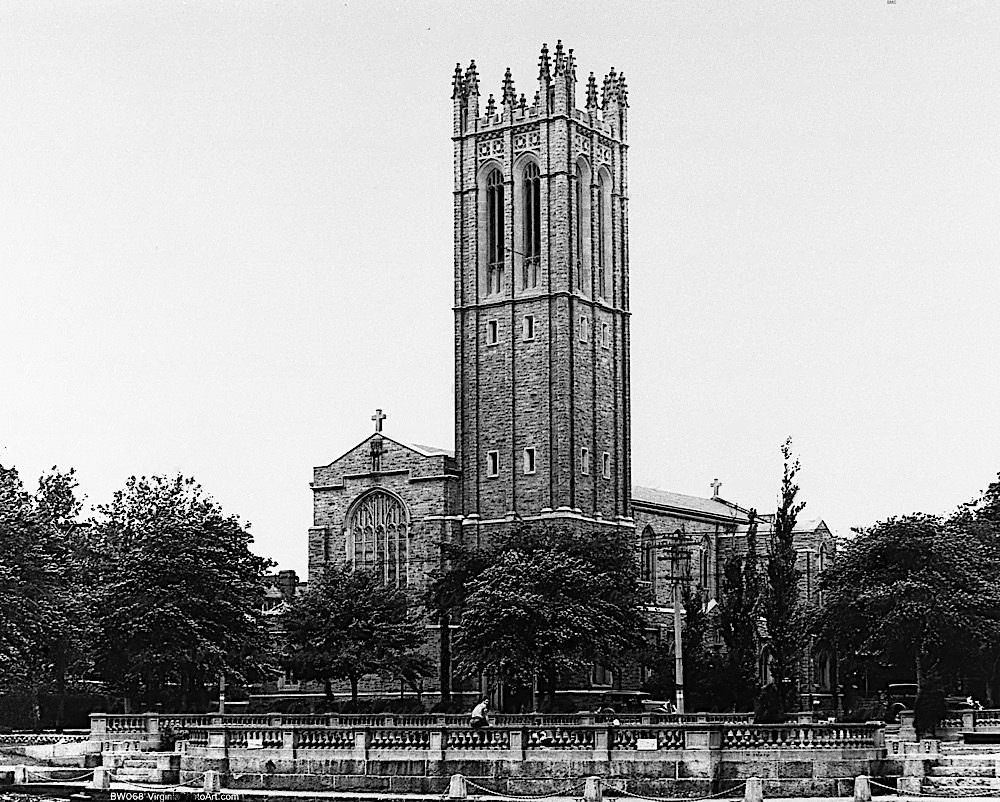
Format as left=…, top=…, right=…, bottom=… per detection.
left=924, top=776, right=1000, bottom=790
left=929, top=765, right=998, bottom=777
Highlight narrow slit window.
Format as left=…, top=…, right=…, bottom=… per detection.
left=523, top=447, right=536, bottom=475
left=581, top=447, right=590, bottom=475
left=601, top=322, right=610, bottom=349
left=486, top=319, right=499, bottom=345
left=522, top=314, right=535, bottom=341
left=579, top=315, right=589, bottom=343
left=487, top=450, right=500, bottom=478
left=602, top=452, right=611, bottom=479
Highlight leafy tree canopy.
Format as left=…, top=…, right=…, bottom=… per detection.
left=282, top=564, right=427, bottom=703
left=92, top=474, right=273, bottom=711
left=451, top=522, right=648, bottom=705
left=814, top=512, right=1000, bottom=692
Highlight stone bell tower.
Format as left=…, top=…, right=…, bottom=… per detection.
left=452, top=42, right=632, bottom=532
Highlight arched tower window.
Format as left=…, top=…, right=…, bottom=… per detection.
left=699, top=535, right=712, bottom=591
left=640, top=526, right=657, bottom=592
left=347, top=490, right=409, bottom=588
left=486, top=168, right=505, bottom=295
left=596, top=172, right=611, bottom=298
left=522, top=163, right=540, bottom=289
left=575, top=162, right=591, bottom=293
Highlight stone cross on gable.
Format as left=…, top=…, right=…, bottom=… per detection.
left=710, top=478, right=722, bottom=498
left=371, top=408, right=387, bottom=433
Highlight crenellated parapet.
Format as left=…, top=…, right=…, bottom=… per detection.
left=452, top=42, right=627, bottom=141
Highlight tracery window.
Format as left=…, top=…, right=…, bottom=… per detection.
left=348, top=490, right=408, bottom=587
left=486, top=169, right=505, bottom=295
left=522, top=163, right=540, bottom=289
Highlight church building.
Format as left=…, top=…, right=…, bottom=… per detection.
left=295, top=43, right=837, bottom=709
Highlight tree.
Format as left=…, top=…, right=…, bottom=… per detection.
left=92, top=475, right=273, bottom=711
left=282, top=564, right=426, bottom=704
left=760, top=438, right=806, bottom=718
left=717, top=509, right=762, bottom=711
left=0, top=464, right=96, bottom=729
left=452, top=522, right=647, bottom=710
left=814, top=513, right=1000, bottom=727
left=423, top=542, right=492, bottom=706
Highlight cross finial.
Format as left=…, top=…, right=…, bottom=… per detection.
left=372, top=408, right=387, bottom=433
left=710, top=478, right=722, bottom=498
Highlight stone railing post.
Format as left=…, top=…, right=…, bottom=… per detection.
left=593, top=727, right=610, bottom=762
left=683, top=726, right=722, bottom=787
left=428, top=729, right=444, bottom=762
left=145, top=713, right=160, bottom=749
left=353, top=729, right=370, bottom=762
left=854, top=775, right=872, bottom=802
left=898, top=711, right=916, bottom=742
left=508, top=728, right=526, bottom=761
left=281, top=729, right=295, bottom=757
left=744, top=776, right=763, bottom=802
left=90, top=713, right=108, bottom=740
left=962, top=711, right=975, bottom=732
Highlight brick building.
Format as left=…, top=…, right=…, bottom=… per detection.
left=290, top=43, right=837, bottom=710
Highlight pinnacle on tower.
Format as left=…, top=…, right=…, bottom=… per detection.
left=567, top=48, right=576, bottom=82
left=601, top=68, right=617, bottom=109
left=538, top=42, right=551, bottom=82
left=465, top=60, right=479, bottom=97
left=617, top=72, right=628, bottom=107
left=452, top=63, right=464, bottom=99
left=533, top=90, right=540, bottom=107
left=501, top=67, right=516, bottom=107
left=585, top=72, right=599, bottom=111
left=485, top=93, right=497, bottom=117
left=553, top=40, right=566, bottom=76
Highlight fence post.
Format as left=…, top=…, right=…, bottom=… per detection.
left=853, top=775, right=872, bottom=802
left=744, top=776, right=763, bottom=802
left=204, top=770, right=222, bottom=792
left=89, top=767, right=111, bottom=790
left=583, top=776, right=603, bottom=802
left=90, top=713, right=108, bottom=740
left=13, top=766, right=28, bottom=786
left=448, top=773, right=467, bottom=799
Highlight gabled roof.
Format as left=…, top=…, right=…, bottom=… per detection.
left=407, top=442, right=455, bottom=458
left=631, top=486, right=749, bottom=522
left=318, top=432, right=453, bottom=469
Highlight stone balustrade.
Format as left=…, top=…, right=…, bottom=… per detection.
left=161, top=719, right=886, bottom=797
left=90, top=709, right=754, bottom=742
left=897, top=709, right=1000, bottom=742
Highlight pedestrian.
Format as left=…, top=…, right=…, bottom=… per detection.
left=470, top=698, right=490, bottom=729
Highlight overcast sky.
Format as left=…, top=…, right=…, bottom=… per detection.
left=2, top=1, right=998, bottom=574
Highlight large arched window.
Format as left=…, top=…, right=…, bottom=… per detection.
left=347, top=490, right=409, bottom=587
left=522, top=163, right=540, bottom=289
left=486, top=168, right=505, bottom=295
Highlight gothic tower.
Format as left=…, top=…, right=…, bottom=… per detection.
left=452, top=43, right=632, bottom=531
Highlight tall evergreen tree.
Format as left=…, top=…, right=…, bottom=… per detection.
left=717, top=509, right=761, bottom=711
left=761, top=438, right=806, bottom=718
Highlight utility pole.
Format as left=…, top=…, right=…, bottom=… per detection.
left=661, top=529, right=696, bottom=714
